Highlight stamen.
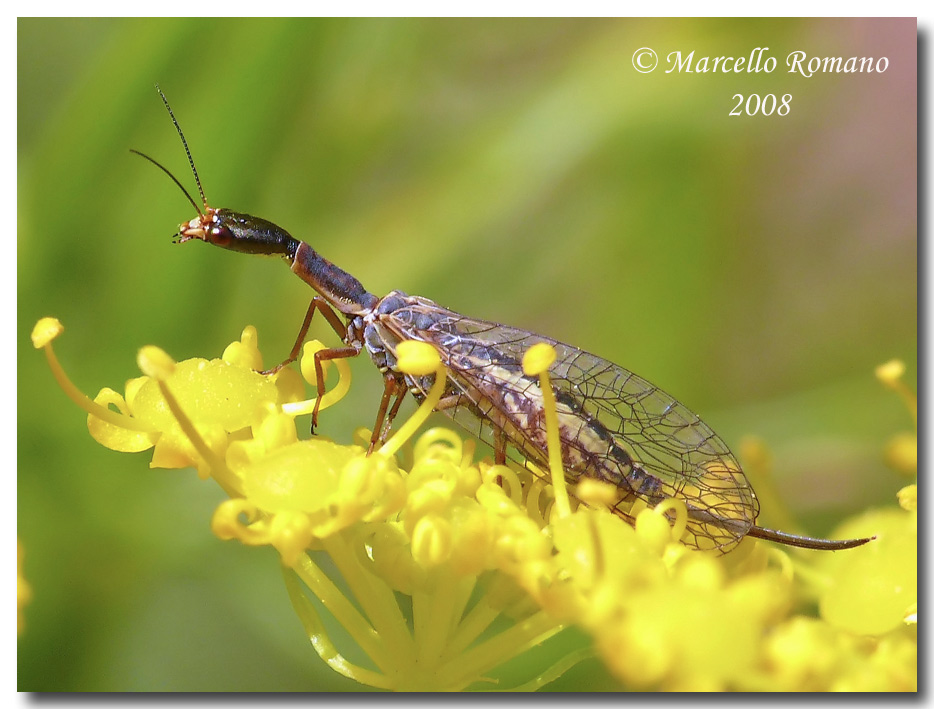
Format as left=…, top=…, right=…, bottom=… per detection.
left=876, top=359, right=917, bottom=423
left=281, top=340, right=353, bottom=417
left=521, top=343, right=571, bottom=519
left=653, top=498, right=689, bottom=545
left=32, top=318, right=157, bottom=434
left=768, top=547, right=796, bottom=584
left=379, top=341, right=446, bottom=458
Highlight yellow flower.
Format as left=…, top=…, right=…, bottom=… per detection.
left=34, top=320, right=917, bottom=691
left=810, top=362, right=917, bottom=639
left=876, top=359, right=917, bottom=477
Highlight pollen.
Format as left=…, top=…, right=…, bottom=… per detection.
left=138, top=345, right=177, bottom=380
left=396, top=340, right=441, bottom=376
left=875, top=359, right=906, bottom=384
left=521, top=342, right=557, bottom=376
left=31, top=317, right=64, bottom=348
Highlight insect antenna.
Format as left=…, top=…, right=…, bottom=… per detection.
left=129, top=149, right=202, bottom=216
left=155, top=84, right=208, bottom=209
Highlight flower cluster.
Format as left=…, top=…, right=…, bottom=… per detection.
left=32, top=319, right=916, bottom=691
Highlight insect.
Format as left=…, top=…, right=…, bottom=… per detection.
left=134, top=86, right=872, bottom=554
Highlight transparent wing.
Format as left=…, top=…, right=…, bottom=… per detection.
left=387, top=303, right=759, bottom=553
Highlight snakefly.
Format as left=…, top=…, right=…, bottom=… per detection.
left=133, top=87, right=872, bottom=554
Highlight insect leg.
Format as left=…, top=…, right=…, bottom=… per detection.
left=264, top=296, right=349, bottom=375
left=308, top=344, right=361, bottom=431
left=434, top=393, right=467, bottom=413
left=493, top=427, right=507, bottom=465
left=367, top=375, right=408, bottom=453
left=380, top=380, right=409, bottom=441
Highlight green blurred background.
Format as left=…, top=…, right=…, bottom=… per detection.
left=18, top=18, right=916, bottom=691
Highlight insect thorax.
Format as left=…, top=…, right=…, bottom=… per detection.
left=362, top=290, right=447, bottom=374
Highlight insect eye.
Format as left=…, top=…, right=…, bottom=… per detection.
left=208, top=224, right=234, bottom=247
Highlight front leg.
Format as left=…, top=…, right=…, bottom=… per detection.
left=263, top=296, right=350, bottom=375
left=309, top=344, right=361, bottom=432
